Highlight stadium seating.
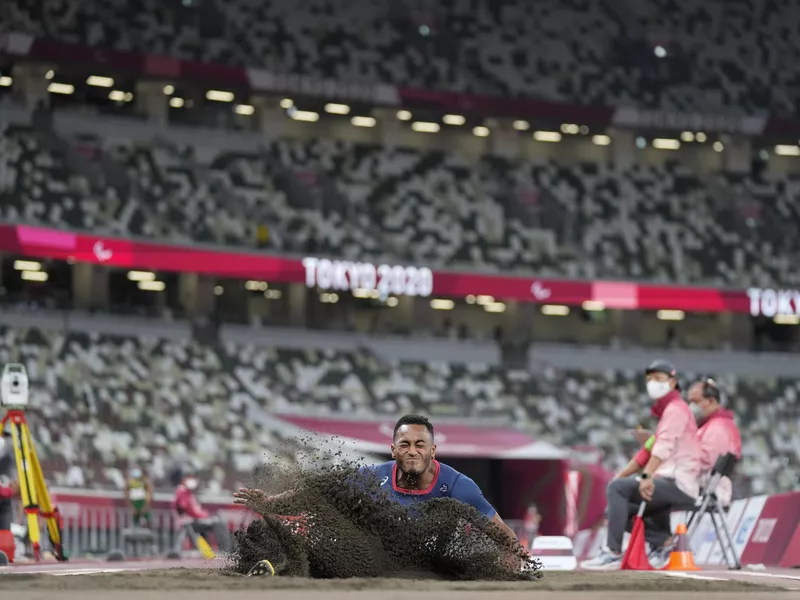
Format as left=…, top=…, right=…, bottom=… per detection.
left=0, top=323, right=796, bottom=496
left=6, top=0, right=800, bottom=114
left=5, top=114, right=800, bottom=286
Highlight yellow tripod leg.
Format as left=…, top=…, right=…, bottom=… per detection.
left=23, top=423, right=66, bottom=561
left=9, top=416, right=43, bottom=561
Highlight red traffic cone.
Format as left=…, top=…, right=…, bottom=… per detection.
left=621, top=502, right=652, bottom=570
left=666, top=523, right=699, bottom=571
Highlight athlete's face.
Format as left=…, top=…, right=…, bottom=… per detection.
left=391, top=424, right=436, bottom=477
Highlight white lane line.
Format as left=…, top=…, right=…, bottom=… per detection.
left=655, top=571, right=728, bottom=581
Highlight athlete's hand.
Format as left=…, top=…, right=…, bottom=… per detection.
left=233, top=488, right=269, bottom=505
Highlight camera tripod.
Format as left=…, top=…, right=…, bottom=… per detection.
left=1, top=409, right=66, bottom=561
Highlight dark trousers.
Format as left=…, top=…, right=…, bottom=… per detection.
left=192, top=517, right=232, bottom=552
left=606, top=476, right=695, bottom=553
left=0, top=499, right=11, bottom=530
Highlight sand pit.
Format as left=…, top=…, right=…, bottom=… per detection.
left=0, top=568, right=787, bottom=600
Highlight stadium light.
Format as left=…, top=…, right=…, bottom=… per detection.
left=13, top=260, right=41, bottom=271
left=127, top=270, right=156, bottom=282
left=138, top=280, right=166, bottom=292
left=47, top=83, right=75, bottom=95
left=443, top=114, right=466, bottom=126
left=430, top=299, right=455, bottom=310
left=264, top=289, right=282, bottom=299
left=412, top=122, right=440, bottom=133
left=592, top=135, right=611, bottom=146
left=169, top=97, right=185, bottom=108
left=280, top=98, right=293, bottom=109
left=45, top=70, right=54, bottom=80
left=656, top=309, right=685, bottom=321
left=680, top=131, right=695, bottom=142
left=386, top=297, right=399, bottom=307
left=353, top=288, right=372, bottom=299
left=513, top=120, right=529, bottom=131
left=774, top=314, right=800, bottom=325
left=560, top=123, right=579, bottom=134
left=0, top=77, right=12, bottom=87
left=245, top=280, right=268, bottom=291
left=713, top=141, right=724, bottom=152
left=290, top=110, right=320, bottom=122
left=235, top=104, right=255, bottom=115
left=652, top=138, right=680, bottom=150
left=484, top=302, right=506, bottom=313
left=396, top=110, right=412, bottom=121
left=325, top=103, right=350, bottom=115
left=533, top=131, right=561, bottom=143
left=582, top=300, right=605, bottom=311
left=108, top=90, right=126, bottom=102
left=775, top=145, right=800, bottom=156
left=320, top=293, right=339, bottom=303
left=86, top=75, right=114, bottom=88
left=213, top=286, right=224, bottom=296
left=351, top=116, right=376, bottom=128
left=654, top=45, right=667, bottom=58
left=696, top=132, right=707, bottom=142
left=475, top=295, right=494, bottom=305
left=163, top=85, right=175, bottom=95
left=206, top=90, right=234, bottom=102
left=541, top=304, right=570, bottom=316
left=473, top=126, right=490, bottom=137
left=21, top=271, right=48, bottom=282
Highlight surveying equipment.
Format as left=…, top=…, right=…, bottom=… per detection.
left=0, top=364, right=67, bottom=561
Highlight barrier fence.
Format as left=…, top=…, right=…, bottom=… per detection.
left=571, top=491, right=800, bottom=568
left=10, top=488, right=800, bottom=566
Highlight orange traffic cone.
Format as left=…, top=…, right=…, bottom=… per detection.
left=666, top=523, right=699, bottom=571
left=0, top=529, right=15, bottom=563
left=621, top=502, right=652, bottom=570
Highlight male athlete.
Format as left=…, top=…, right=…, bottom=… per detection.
left=234, top=414, right=519, bottom=574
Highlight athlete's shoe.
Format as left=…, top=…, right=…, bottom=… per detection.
left=580, top=548, right=623, bottom=570
left=247, top=558, right=286, bottom=577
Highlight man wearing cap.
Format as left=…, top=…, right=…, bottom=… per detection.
left=687, top=378, right=742, bottom=509
left=581, top=360, right=702, bottom=570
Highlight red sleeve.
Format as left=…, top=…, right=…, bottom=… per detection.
left=0, top=484, right=12, bottom=499
left=633, top=447, right=651, bottom=468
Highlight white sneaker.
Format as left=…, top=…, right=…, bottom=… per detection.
left=580, top=548, right=623, bottom=570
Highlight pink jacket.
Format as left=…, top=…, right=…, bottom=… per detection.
left=634, top=395, right=702, bottom=498
left=697, top=409, right=742, bottom=506
left=174, top=484, right=209, bottom=520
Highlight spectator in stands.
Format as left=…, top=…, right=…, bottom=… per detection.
left=581, top=360, right=701, bottom=570
left=174, top=472, right=232, bottom=553
left=687, top=378, right=743, bottom=508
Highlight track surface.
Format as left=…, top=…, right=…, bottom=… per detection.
left=1, top=558, right=798, bottom=599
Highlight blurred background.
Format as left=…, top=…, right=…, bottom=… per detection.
left=1, top=0, right=800, bottom=556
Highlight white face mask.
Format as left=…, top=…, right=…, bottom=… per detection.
left=690, top=403, right=705, bottom=418
left=646, top=380, right=672, bottom=400
left=185, top=478, right=198, bottom=491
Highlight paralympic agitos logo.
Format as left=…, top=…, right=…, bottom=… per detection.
left=747, top=288, right=800, bottom=317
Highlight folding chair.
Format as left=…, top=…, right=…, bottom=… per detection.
left=685, top=452, right=741, bottom=570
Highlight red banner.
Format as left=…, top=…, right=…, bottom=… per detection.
left=733, top=492, right=800, bottom=567
left=0, top=222, right=784, bottom=314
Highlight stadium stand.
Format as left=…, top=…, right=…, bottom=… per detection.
left=4, top=0, right=800, bottom=114
left=0, top=321, right=796, bottom=496
left=3, top=112, right=800, bottom=286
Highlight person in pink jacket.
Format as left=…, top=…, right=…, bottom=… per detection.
left=582, top=360, right=702, bottom=570
left=687, top=377, right=743, bottom=508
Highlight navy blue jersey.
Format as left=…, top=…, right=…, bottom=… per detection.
left=359, top=460, right=496, bottom=519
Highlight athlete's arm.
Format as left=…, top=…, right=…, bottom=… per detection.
left=451, top=475, right=517, bottom=542
left=491, top=513, right=519, bottom=542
